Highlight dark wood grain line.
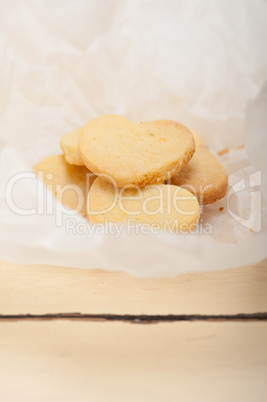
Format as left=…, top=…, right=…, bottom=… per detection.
left=0, top=312, right=267, bottom=323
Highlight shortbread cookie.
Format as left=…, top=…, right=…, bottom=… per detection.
left=170, top=147, right=228, bottom=204
left=60, top=127, right=84, bottom=166
left=60, top=123, right=202, bottom=168
left=79, top=115, right=195, bottom=188
left=87, top=177, right=200, bottom=232
left=153, top=120, right=203, bottom=147
left=34, top=155, right=96, bottom=216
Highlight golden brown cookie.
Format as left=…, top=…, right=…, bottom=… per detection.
left=33, top=155, right=96, bottom=216
left=79, top=115, right=195, bottom=188
left=87, top=177, right=200, bottom=232
left=170, top=147, right=228, bottom=204
left=60, top=127, right=84, bottom=166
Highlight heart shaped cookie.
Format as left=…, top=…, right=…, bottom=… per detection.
left=79, top=115, right=195, bottom=187
left=87, top=177, right=200, bottom=232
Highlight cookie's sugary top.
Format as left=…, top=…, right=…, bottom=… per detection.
left=79, top=114, right=195, bottom=187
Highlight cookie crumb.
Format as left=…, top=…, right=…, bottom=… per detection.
left=236, top=144, right=244, bottom=150
left=219, top=207, right=224, bottom=211
left=217, top=148, right=229, bottom=156
left=250, top=227, right=253, bottom=232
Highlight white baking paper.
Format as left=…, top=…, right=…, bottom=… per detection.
left=0, top=0, right=266, bottom=277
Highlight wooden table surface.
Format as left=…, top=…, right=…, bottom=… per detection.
left=1, top=258, right=267, bottom=402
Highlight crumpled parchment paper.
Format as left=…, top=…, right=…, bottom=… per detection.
left=0, top=0, right=266, bottom=277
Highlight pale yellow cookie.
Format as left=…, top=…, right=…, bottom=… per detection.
left=60, top=127, right=84, bottom=166
left=170, top=147, right=228, bottom=204
left=33, top=155, right=96, bottom=216
left=87, top=177, right=200, bottom=232
left=79, top=115, right=195, bottom=188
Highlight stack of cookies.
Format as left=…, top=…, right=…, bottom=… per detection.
left=34, top=115, right=228, bottom=233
